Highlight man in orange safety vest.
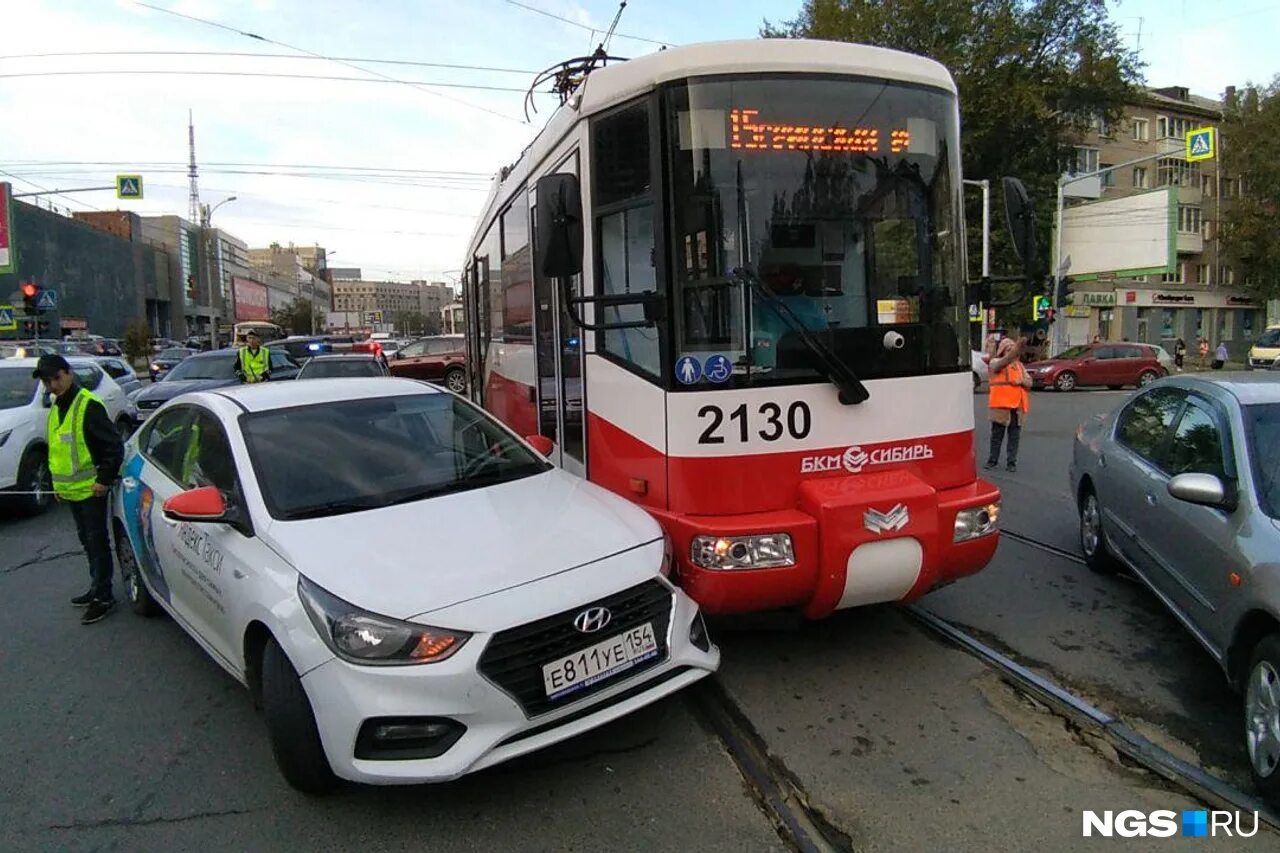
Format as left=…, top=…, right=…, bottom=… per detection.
left=984, top=332, right=1032, bottom=473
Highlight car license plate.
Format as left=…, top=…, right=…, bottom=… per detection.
left=542, top=622, right=659, bottom=700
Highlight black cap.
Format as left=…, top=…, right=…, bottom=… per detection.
left=32, top=353, right=72, bottom=379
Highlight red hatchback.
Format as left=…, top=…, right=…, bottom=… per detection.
left=388, top=336, right=468, bottom=392
left=1026, top=342, right=1167, bottom=392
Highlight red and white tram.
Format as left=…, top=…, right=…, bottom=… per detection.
left=460, top=39, right=1002, bottom=617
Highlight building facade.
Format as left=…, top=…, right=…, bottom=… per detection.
left=1065, top=86, right=1265, bottom=358
left=332, top=279, right=424, bottom=320
left=249, top=243, right=330, bottom=313
left=416, top=281, right=453, bottom=320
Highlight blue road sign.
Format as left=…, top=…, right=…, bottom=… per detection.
left=36, top=289, right=57, bottom=311
left=0, top=305, right=14, bottom=331
left=675, top=355, right=702, bottom=385
left=704, top=354, right=732, bottom=383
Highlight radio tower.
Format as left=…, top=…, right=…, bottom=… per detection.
left=187, top=110, right=201, bottom=224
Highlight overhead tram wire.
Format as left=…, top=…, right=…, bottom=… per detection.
left=0, top=50, right=538, bottom=75
left=133, top=1, right=530, bottom=124
left=500, top=0, right=672, bottom=47
left=0, top=168, right=103, bottom=213
left=0, top=69, right=528, bottom=93
left=1, top=159, right=493, bottom=178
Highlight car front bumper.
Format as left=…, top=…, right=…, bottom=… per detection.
left=300, top=587, right=717, bottom=785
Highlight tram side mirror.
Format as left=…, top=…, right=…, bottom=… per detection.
left=536, top=173, right=584, bottom=279
left=1002, top=177, right=1041, bottom=278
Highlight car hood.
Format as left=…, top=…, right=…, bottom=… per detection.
left=262, top=469, right=662, bottom=621
left=0, top=404, right=39, bottom=430
left=137, top=377, right=237, bottom=402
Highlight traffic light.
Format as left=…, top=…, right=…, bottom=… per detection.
left=20, top=281, right=41, bottom=314
left=1032, top=295, right=1051, bottom=322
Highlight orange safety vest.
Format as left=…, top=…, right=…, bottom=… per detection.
left=988, top=361, right=1030, bottom=412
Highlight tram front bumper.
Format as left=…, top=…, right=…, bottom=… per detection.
left=661, top=471, right=1000, bottom=618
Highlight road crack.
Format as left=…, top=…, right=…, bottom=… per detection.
left=48, top=806, right=263, bottom=830
left=1, top=547, right=84, bottom=575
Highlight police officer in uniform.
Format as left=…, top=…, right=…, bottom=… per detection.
left=236, top=331, right=270, bottom=384
left=33, top=355, right=124, bottom=625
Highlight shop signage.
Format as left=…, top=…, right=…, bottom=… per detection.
left=1153, top=293, right=1196, bottom=304
left=1077, top=292, right=1116, bottom=307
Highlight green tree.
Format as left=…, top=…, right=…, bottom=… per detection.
left=763, top=0, right=1142, bottom=277
left=121, top=320, right=152, bottom=366
left=271, top=298, right=315, bottom=335
left=1220, top=77, right=1280, bottom=303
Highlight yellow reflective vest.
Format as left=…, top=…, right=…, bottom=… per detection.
left=239, top=345, right=269, bottom=383
left=47, top=387, right=103, bottom=502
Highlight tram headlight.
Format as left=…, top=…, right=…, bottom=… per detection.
left=690, top=534, right=795, bottom=570
left=953, top=503, right=1000, bottom=542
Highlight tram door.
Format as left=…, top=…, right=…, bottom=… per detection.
left=531, top=153, right=586, bottom=477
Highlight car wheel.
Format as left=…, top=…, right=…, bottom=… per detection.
left=1138, top=369, right=1159, bottom=386
left=1079, top=488, right=1120, bottom=575
left=1055, top=371, right=1077, bottom=392
left=444, top=368, right=467, bottom=394
left=262, top=638, right=339, bottom=794
left=116, top=524, right=160, bottom=617
left=1245, top=634, right=1280, bottom=801
left=14, top=447, right=53, bottom=515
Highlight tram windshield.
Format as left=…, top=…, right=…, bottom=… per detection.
left=666, top=76, right=968, bottom=389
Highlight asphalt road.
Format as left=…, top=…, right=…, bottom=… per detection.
left=1, top=384, right=1276, bottom=852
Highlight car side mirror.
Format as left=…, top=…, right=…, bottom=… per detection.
left=1167, top=473, right=1235, bottom=511
left=163, top=486, right=235, bottom=523
left=535, top=173, right=583, bottom=278
left=525, top=434, right=554, bottom=457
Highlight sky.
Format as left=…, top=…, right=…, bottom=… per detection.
left=0, top=0, right=1274, bottom=284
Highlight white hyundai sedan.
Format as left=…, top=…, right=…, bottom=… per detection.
left=111, top=378, right=718, bottom=792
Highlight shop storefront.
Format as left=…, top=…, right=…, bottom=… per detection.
left=1070, top=288, right=1263, bottom=357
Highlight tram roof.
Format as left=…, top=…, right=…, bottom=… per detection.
left=466, top=39, right=956, bottom=252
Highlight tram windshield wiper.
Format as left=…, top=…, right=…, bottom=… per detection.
left=732, top=266, right=870, bottom=405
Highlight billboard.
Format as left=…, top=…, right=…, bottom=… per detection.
left=0, top=182, right=14, bottom=275
left=1059, top=188, right=1175, bottom=281
left=233, top=276, right=270, bottom=321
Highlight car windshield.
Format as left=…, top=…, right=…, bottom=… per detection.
left=0, top=367, right=36, bottom=410
left=660, top=75, right=967, bottom=389
left=242, top=393, right=551, bottom=520
left=164, top=354, right=235, bottom=381
left=158, top=348, right=193, bottom=359
left=300, top=359, right=383, bottom=379
left=1257, top=329, right=1280, bottom=348
left=1245, top=403, right=1280, bottom=520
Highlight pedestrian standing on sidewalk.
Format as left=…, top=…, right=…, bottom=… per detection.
left=1198, top=338, right=1210, bottom=369
left=1174, top=338, right=1186, bottom=372
left=1213, top=341, right=1229, bottom=370
left=984, top=331, right=1032, bottom=473
left=33, top=355, right=123, bottom=625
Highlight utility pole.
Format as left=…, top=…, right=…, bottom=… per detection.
left=964, top=179, right=991, bottom=347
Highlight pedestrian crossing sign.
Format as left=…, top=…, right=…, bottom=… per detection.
left=116, top=175, right=143, bottom=199
left=0, top=305, right=14, bottom=332
left=1186, top=128, right=1215, bottom=163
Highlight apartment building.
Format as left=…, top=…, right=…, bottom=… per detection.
left=1065, top=86, right=1264, bottom=356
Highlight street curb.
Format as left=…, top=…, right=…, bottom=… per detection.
left=904, top=605, right=1280, bottom=831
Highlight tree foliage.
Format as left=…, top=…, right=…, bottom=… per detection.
left=1220, top=77, right=1280, bottom=302
left=763, top=0, right=1143, bottom=277
left=271, top=298, right=315, bottom=336
left=121, top=320, right=152, bottom=364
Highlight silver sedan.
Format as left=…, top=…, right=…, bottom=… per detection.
left=1069, top=375, right=1280, bottom=803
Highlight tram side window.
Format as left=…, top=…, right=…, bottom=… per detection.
left=501, top=200, right=533, bottom=345
left=593, top=99, right=662, bottom=378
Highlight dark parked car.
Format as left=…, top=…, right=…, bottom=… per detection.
left=131, top=348, right=300, bottom=424
left=389, top=336, right=467, bottom=392
left=149, top=347, right=197, bottom=382
left=295, top=353, right=390, bottom=379
left=1026, top=342, right=1166, bottom=392
left=1070, top=375, right=1280, bottom=802
left=94, top=356, right=142, bottom=398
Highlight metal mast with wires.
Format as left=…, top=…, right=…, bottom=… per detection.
left=187, top=109, right=201, bottom=224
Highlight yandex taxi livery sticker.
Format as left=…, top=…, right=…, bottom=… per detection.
left=121, top=454, right=170, bottom=603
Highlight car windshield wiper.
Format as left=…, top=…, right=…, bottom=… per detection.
left=732, top=266, right=870, bottom=405
left=280, top=497, right=389, bottom=520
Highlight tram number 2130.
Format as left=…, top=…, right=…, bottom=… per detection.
left=697, top=401, right=812, bottom=445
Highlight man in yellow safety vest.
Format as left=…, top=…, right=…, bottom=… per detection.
left=236, top=331, right=270, bottom=383
left=983, top=332, right=1032, bottom=473
left=34, top=354, right=124, bottom=625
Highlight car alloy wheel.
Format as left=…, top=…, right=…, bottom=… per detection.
left=445, top=370, right=467, bottom=393
left=116, top=527, right=159, bottom=616
left=1055, top=371, right=1077, bottom=392
left=1246, top=657, right=1280, bottom=779
left=1138, top=370, right=1158, bottom=386
left=1080, top=494, right=1101, bottom=557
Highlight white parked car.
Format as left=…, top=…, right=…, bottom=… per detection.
left=0, top=358, right=129, bottom=513
left=111, top=378, right=718, bottom=792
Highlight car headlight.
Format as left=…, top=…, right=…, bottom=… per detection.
left=690, top=533, right=794, bottom=570
left=297, top=575, right=469, bottom=665
left=954, top=503, right=1000, bottom=543
left=0, top=429, right=10, bottom=449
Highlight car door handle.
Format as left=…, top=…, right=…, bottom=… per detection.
left=1145, top=493, right=1158, bottom=506
left=121, top=476, right=138, bottom=491
left=1098, top=453, right=1106, bottom=469
left=232, top=569, right=245, bottom=580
